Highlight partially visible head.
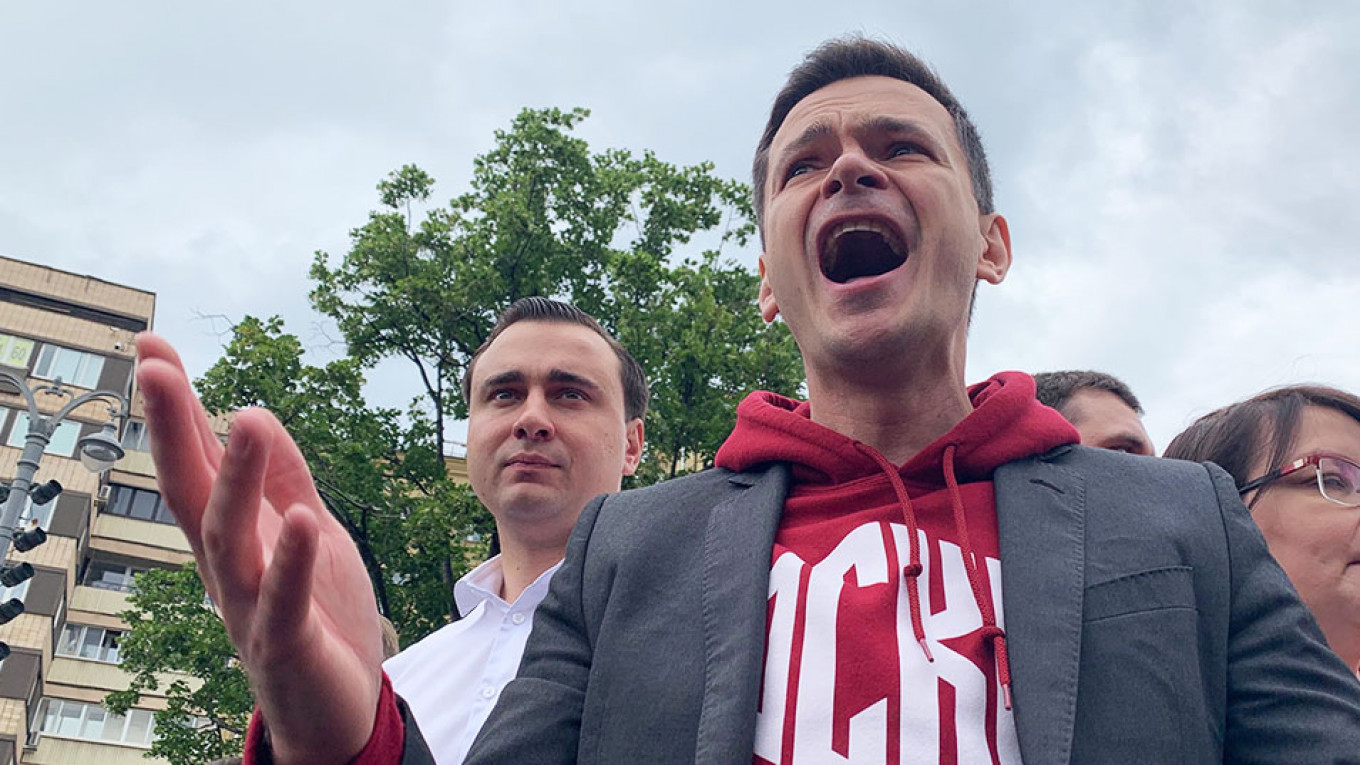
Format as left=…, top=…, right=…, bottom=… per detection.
left=463, top=298, right=647, bottom=543
left=1165, top=384, right=1360, bottom=668
left=753, top=38, right=1011, bottom=382
left=378, top=615, right=400, bottom=659
left=1034, top=370, right=1154, bottom=456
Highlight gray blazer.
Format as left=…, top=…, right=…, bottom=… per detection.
left=430, top=446, right=1360, bottom=764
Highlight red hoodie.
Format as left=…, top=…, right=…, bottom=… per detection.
left=716, top=372, right=1076, bottom=765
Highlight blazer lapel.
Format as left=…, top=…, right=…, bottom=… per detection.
left=995, top=450, right=1086, bottom=765
left=694, top=463, right=789, bottom=765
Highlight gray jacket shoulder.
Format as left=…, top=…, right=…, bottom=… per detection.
left=577, top=464, right=788, bottom=549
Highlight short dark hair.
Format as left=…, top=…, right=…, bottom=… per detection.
left=1034, top=370, right=1144, bottom=418
left=461, top=297, right=649, bottom=422
left=1164, top=385, right=1360, bottom=505
left=752, top=36, right=995, bottom=234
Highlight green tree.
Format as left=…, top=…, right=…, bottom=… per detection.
left=311, top=107, right=803, bottom=479
left=105, top=564, right=250, bottom=765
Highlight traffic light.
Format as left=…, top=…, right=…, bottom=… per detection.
left=29, top=480, right=61, bottom=506
left=0, top=563, right=32, bottom=588
left=0, top=598, right=24, bottom=625
left=13, top=527, right=45, bottom=553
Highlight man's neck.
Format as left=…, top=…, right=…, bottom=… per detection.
left=804, top=354, right=973, bottom=465
left=494, top=529, right=567, bottom=605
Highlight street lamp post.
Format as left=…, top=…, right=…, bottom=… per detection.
left=0, top=369, right=128, bottom=564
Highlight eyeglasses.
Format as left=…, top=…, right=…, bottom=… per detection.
left=1238, top=454, right=1360, bottom=507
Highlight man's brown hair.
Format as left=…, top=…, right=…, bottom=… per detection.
left=461, top=297, right=649, bottom=422
left=752, top=36, right=995, bottom=236
left=1034, top=370, right=1145, bottom=418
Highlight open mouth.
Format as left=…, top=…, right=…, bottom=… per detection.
left=819, top=221, right=908, bottom=284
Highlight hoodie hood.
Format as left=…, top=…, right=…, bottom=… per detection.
left=716, top=371, right=1078, bottom=482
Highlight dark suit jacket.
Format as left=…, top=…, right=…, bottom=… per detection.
left=411, top=446, right=1360, bottom=764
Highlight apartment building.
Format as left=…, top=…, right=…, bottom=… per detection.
left=0, top=255, right=194, bottom=765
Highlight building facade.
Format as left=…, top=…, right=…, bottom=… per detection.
left=0, top=255, right=196, bottom=765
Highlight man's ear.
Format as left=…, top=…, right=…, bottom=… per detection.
left=976, top=213, right=1012, bottom=285
left=757, top=255, right=779, bottom=323
left=621, top=418, right=644, bottom=476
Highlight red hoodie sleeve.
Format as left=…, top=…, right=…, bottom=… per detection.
left=242, top=672, right=405, bottom=765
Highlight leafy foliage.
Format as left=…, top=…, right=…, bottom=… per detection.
left=105, top=564, right=250, bottom=765
left=311, top=107, right=804, bottom=477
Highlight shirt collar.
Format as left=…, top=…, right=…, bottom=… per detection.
left=453, top=554, right=564, bottom=618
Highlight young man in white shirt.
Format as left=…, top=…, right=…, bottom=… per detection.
left=382, top=297, right=645, bottom=763
left=131, top=296, right=643, bottom=765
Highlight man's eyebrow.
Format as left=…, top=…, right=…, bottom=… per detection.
left=858, top=115, right=939, bottom=144
left=547, top=369, right=602, bottom=391
left=777, top=116, right=943, bottom=166
left=479, top=370, right=525, bottom=391
left=1107, top=433, right=1153, bottom=452
left=778, top=121, right=835, bottom=162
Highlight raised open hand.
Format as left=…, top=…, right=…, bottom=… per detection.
left=136, top=333, right=382, bottom=765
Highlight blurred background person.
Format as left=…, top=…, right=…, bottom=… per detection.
left=1165, top=385, right=1360, bottom=671
left=1034, top=370, right=1156, bottom=456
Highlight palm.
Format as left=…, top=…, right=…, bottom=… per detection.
left=137, top=334, right=382, bottom=764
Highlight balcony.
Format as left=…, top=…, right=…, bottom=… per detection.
left=90, top=515, right=191, bottom=565
left=111, top=449, right=156, bottom=478
left=27, top=736, right=166, bottom=765
left=71, top=585, right=132, bottom=618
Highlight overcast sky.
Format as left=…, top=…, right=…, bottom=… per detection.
left=2, top=1, right=1357, bottom=453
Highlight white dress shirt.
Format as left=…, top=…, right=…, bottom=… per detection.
left=384, top=555, right=562, bottom=765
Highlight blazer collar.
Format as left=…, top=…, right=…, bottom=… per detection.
left=995, top=448, right=1085, bottom=765
left=695, top=463, right=789, bottom=765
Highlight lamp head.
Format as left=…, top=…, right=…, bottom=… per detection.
left=78, top=422, right=125, bottom=473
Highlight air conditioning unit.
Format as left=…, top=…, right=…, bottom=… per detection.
left=93, top=484, right=111, bottom=509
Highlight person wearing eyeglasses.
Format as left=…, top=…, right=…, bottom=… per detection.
left=1165, top=385, right=1360, bottom=672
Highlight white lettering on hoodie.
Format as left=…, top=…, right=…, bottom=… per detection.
left=754, top=523, right=1022, bottom=765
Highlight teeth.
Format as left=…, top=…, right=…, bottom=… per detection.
left=827, top=220, right=906, bottom=256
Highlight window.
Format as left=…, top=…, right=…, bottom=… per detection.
left=105, top=485, right=176, bottom=525
left=121, top=420, right=151, bottom=452
left=0, top=579, right=31, bottom=603
left=33, top=344, right=105, bottom=390
left=0, top=333, right=34, bottom=370
left=82, top=561, right=147, bottom=593
left=57, top=625, right=123, bottom=664
left=6, top=411, right=81, bottom=458
left=36, top=698, right=156, bottom=747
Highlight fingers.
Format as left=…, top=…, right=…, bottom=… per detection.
left=201, top=410, right=273, bottom=625
left=136, top=333, right=225, bottom=470
left=137, top=356, right=216, bottom=551
left=254, top=409, right=331, bottom=523
left=255, top=506, right=319, bottom=658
